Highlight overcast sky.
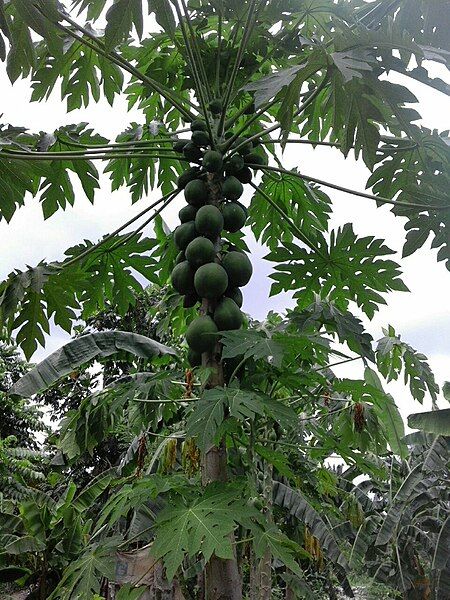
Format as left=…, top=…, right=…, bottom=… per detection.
left=0, top=43, right=449, bottom=425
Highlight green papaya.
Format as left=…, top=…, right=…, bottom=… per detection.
left=173, top=139, right=188, bottom=153
left=213, top=297, right=243, bottom=331
left=225, top=153, right=244, bottom=175
left=225, top=287, right=243, bottom=308
left=195, top=205, right=224, bottom=239
left=194, top=262, right=228, bottom=299
left=192, top=130, right=210, bottom=147
left=222, top=176, right=244, bottom=200
left=191, top=119, right=207, bottom=132
left=184, top=179, right=208, bottom=207
left=171, top=261, right=195, bottom=294
left=186, top=315, right=218, bottom=353
left=188, top=348, right=202, bottom=367
left=203, top=150, right=223, bottom=173
left=185, top=237, right=216, bottom=268
left=235, top=167, right=252, bottom=184
left=174, top=221, right=197, bottom=251
left=177, top=167, right=201, bottom=189
left=179, top=204, right=197, bottom=223
left=244, top=151, right=266, bottom=166
left=208, top=99, right=223, bottom=115
left=222, top=202, right=247, bottom=233
left=233, top=137, right=252, bottom=155
left=222, top=251, right=252, bottom=287
left=183, top=142, right=203, bottom=162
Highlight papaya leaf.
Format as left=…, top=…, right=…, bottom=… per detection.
left=220, top=329, right=284, bottom=367
left=105, top=0, right=144, bottom=51
left=408, top=409, right=450, bottom=437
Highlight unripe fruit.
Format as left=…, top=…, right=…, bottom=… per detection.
left=195, top=205, right=224, bottom=239
left=194, top=263, right=228, bottom=299
left=175, top=251, right=185, bottom=264
left=225, top=287, right=243, bottom=308
left=233, top=137, right=252, bottom=155
left=174, top=221, right=197, bottom=251
left=186, top=315, right=218, bottom=353
left=183, top=142, right=203, bottom=162
left=191, top=119, right=208, bottom=132
left=179, top=204, right=197, bottom=223
left=222, top=202, right=247, bottom=233
left=184, top=179, right=208, bottom=207
left=244, top=151, right=266, bottom=166
left=208, top=99, right=223, bottom=114
left=222, top=251, right=253, bottom=287
left=222, top=176, right=244, bottom=200
left=188, top=348, right=202, bottom=367
left=213, top=297, right=243, bottom=331
left=235, top=167, right=252, bottom=184
left=173, top=139, right=189, bottom=153
left=192, top=130, right=210, bottom=147
left=171, top=261, right=195, bottom=295
left=177, top=167, right=201, bottom=189
left=225, top=153, right=245, bottom=175
left=185, top=237, right=216, bottom=268
left=203, top=150, right=223, bottom=173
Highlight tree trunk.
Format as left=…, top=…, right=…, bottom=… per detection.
left=200, top=173, right=243, bottom=600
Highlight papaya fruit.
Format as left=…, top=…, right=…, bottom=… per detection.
left=177, top=167, right=201, bottom=189
left=179, top=204, right=197, bottom=223
left=185, top=237, right=216, bottom=268
left=225, top=286, right=243, bottom=308
left=174, top=221, right=197, bottom=251
left=184, top=179, right=208, bottom=207
left=188, top=348, right=202, bottom=367
left=194, top=262, right=228, bottom=299
left=173, top=139, right=188, bottom=153
left=244, top=151, right=266, bottom=166
left=191, top=119, right=207, bottom=132
left=213, top=297, right=243, bottom=331
left=183, top=292, right=199, bottom=308
left=171, top=261, right=195, bottom=294
left=222, top=201, right=247, bottom=233
left=183, top=142, right=203, bottom=162
left=186, top=315, right=218, bottom=353
left=222, top=176, right=244, bottom=200
left=225, top=153, right=244, bottom=175
left=175, top=251, right=185, bottom=265
left=235, top=167, right=252, bottom=184
left=195, top=205, right=224, bottom=239
left=222, top=251, right=252, bottom=287
left=192, top=130, right=210, bottom=147
left=203, top=150, right=223, bottom=173
left=233, top=137, right=252, bottom=155
left=208, top=99, right=223, bottom=115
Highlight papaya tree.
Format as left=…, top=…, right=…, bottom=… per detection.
left=1, top=0, right=449, bottom=598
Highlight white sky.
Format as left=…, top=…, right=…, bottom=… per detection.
left=0, top=36, right=449, bottom=427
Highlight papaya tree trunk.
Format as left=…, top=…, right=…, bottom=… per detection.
left=200, top=174, right=243, bottom=600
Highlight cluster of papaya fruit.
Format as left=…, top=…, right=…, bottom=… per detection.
left=171, top=106, right=263, bottom=367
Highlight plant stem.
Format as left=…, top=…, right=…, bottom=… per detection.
left=255, top=164, right=448, bottom=210
left=2, top=151, right=188, bottom=162
left=249, top=181, right=325, bottom=256
left=218, top=0, right=259, bottom=136
left=179, top=0, right=211, bottom=103
left=215, top=4, right=223, bottom=96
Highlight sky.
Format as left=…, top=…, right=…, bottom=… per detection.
left=0, top=33, right=449, bottom=427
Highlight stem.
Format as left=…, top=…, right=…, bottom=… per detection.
left=255, top=164, right=448, bottom=210
left=4, top=146, right=178, bottom=157
left=223, top=98, right=278, bottom=153
left=313, top=356, right=363, bottom=371
left=249, top=181, right=325, bottom=256
left=2, top=151, right=188, bottom=162
left=59, top=189, right=176, bottom=270
left=215, top=4, right=223, bottom=96
left=51, top=13, right=197, bottom=121
left=218, top=0, right=259, bottom=136
left=179, top=0, right=211, bottom=103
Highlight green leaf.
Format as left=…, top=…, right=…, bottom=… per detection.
left=220, top=329, right=284, bottom=368
left=11, top=0, right=62, bottom=55
left=152, top=483, right=252, bottom=581
left=10, top=331, right=176, bottom=397
left=116, top=584, right=147, bottom=600
left=267, top=224, right=407, bottom=318
left=252, top=523, right=305, bottom=578
left=186, top=389, right=226, bottom=451
left=330, top=49, right=374, bottom=83
left=148, top=0, right=176, bottom=37
left=376, top=325, right=439, bottom=402
left=408, top=409, right=450, bottom=436
left=105, top=0, right=144, bottom=51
